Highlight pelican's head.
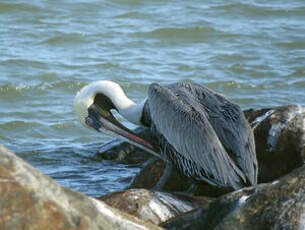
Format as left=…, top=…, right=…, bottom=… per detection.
left=74, top=80, right=122, bottom=130
left=74, top=80, right=158, bottom=155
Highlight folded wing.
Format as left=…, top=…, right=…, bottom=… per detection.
left=148, top=83, right=252, bottom=189
left=173, top=83, right=258, bottom=185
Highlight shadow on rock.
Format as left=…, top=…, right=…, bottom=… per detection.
left=162, top=164, right=305, bottom=230
left=245, top=104, right=305, bottom=183
left=98, top=188, right=213, bottom=225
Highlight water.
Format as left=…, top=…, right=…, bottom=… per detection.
left=0, top=0, right=304, bottom=197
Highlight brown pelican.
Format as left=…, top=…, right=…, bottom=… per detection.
left=74, top=80, right=257, bottom=189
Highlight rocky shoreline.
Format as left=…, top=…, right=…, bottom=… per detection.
left=1, top=104, right=304, bottom=229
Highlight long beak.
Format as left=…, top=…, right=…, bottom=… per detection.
left=86, top=105, right=162, bottom=159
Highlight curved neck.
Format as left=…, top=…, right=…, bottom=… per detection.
left=115, top=97, right=146, bottom=126
left=84, top=81, right=147, bottom=126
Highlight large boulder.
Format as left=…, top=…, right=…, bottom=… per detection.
left=98, top=188, right=212, bottom=225
left=245, top=104, right=305, bottom=182
left=0, top=145, right=162, bottom=230
left=162, top=164, right=305, bottom=230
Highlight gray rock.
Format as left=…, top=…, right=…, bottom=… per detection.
left=98, top=127, right=158, bottom=164
left=162, top=164, right=305, bottom=230
left=0, top=145, right=162, bottom=230
left=129, top=157, right=234, bottom=197
left=245, top=104, right=305, bottom=183
left=98, top=188, right=212, bottom=225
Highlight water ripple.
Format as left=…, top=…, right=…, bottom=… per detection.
left=2, top=59, right=47, bottom=69
left=274, top=41, right=305, bottom=49
left=212, top=3, right=305, bottom=16
left=132, top=26, right=217, bottom=43
left=41, top=32, right=88, bottom=45
left=0, top=2, right=47, bottom=14
left=0, top=81, right=83, bottom=94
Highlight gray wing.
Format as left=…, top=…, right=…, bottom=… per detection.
left=170, top=82, right=258, bottom=185
left=148, top=83, right=247, bottom=189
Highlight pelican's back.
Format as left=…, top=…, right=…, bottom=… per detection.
left=147, top=82, right=257, bottom=189
left=173, top=83, right=258, bottom=185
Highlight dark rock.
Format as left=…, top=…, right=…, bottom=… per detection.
left=162, top=164, right=305, bottom=230
left=129, top=158, right=232, bottom=197
left=130, top=158, right=168, bottom=190
left=98, top=188, right=212, bottom=225
left=0, top=145, right=162, bottom=230
left=98, top=127, right=158, bottom=164
left=245, top=104, right=305, bottom=183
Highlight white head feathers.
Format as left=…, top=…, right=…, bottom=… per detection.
left=74, top=80, right=145, bottom=126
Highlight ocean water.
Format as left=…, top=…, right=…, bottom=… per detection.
left=0, top=0, right=304, bottom=197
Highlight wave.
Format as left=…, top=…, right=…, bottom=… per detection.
left=289, top=68, right=305, bottom=77
left=0, top=80, right=83, bottom=94
left=2, top=59, right=47, bottom=69
left=205, top=81, right=268, bottom=90
left=113, top=11, right=152, bottom=19
left=0, top=120, right=41, bottom=130
left=131, top=26, right=217, bottom=41
left=40, top=32, right=88, bottom=45
left=211, top=3, right=305, bottom=17
left=0, top=2, right=47, bottom=14
left=274, top=41, right=305, bottom=50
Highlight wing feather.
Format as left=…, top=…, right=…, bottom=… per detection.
left=148, top=83, right=248, bottom=189
left=170, top=82, right=258, bottom=185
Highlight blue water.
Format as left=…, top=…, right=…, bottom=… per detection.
left=0, top=0, right=304, bottom=197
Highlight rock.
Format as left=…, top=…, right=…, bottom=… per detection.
left=162, top=164, right=305, bottom=230
left=130, top=158, right=169, bottom=190
left=98, top=127, right=158, bottom=164
left=98, top=188, right=213, bottom=225
left=129, top=158, right=232, bottom=197
left=0, top=145, right=162, bottom=230
left=245, top=104, right=305, bottom=183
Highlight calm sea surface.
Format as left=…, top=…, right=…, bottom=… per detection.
left=0, top=0, right=304, bottom=197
